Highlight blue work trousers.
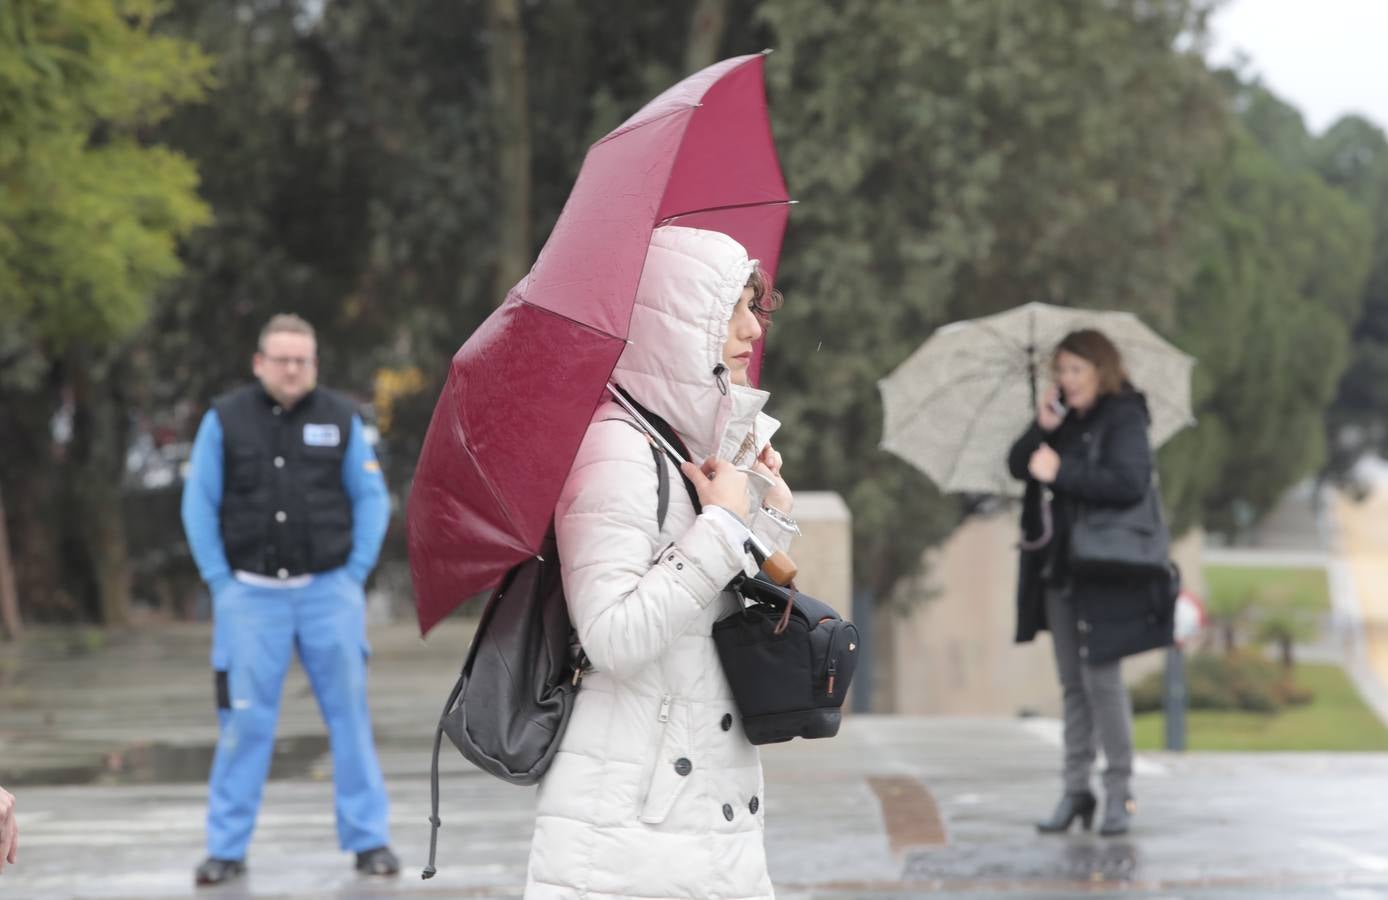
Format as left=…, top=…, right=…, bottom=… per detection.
left=206, top=569, right=389, bottom=859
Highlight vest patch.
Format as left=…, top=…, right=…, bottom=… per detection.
left=304, top=423, right=341, bottom=447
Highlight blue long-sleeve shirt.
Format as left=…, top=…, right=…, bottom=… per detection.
left=180, top=409, right=391, bottom=591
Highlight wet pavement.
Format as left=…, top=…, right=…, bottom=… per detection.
left=5, top=623, right=1388, bottom=898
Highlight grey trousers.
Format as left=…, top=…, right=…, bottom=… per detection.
left=1045, top=587, right=1134, bottom=796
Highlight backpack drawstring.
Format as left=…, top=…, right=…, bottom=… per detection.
left=421, top=670, right=466, bottom=879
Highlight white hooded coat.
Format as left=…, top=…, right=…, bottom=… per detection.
left=524, top=226, right=796, bottom=899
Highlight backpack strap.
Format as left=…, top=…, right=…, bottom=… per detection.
left=600, top=417, right=673, bottom=531
left=608, top=387, right=702, bottom=514
left=654, top=440, right=670, bottom=531
left=422, top=668, right=468, bottom=878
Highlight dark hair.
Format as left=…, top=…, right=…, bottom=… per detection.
left=1053, top=329, right=1128, bottom=396
left=746, top=267, right=783, bottom=325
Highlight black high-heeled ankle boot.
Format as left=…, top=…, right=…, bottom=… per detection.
left=1099, top=791, right=1135, bottom=836
left=1035, top=790, right=1097, bottom=834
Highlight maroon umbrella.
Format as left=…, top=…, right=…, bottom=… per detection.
left=407, top=53, right=791, bottom=635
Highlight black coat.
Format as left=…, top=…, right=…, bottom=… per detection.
left=1007, top=389, right=1175, bottom=664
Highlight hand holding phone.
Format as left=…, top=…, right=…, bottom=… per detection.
left=1038, top=385, right=1065, bottom=432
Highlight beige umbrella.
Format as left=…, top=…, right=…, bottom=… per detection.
left=878, top=302, right=1194, bottom=496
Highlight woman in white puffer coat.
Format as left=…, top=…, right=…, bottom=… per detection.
left=524, top=225, right=798, bottom=900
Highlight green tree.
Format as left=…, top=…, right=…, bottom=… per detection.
left=755, top=0, right=1229, bottom=598
left=135, top=1, right=735, bottom=607
left=0, top=0, right=211, bottom=625
left=1254, top=587, right=1320, bottom=669
left=100, top=1, right=1377, bottom=628
left=1313, top=116, right=1388, bottom=479
left=1160, top=86, right=1373, bottom=537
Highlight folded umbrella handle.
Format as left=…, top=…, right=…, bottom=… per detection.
left=1017, top=488, right=1055, bottom=551
left=761, top=550, right=797, bottom=586
left=742, top=530, right=797, bottom=586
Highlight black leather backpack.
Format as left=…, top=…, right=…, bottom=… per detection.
left=420, top=422, right=671, bottom=879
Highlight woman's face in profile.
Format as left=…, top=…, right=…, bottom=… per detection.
left=1054, top=350, right=1100, bottom=413
left=722, top=286, right=763, bottom=386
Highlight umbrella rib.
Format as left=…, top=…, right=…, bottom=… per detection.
left=940, top=371, right=1023, bottom=491
left=593, top=104, right=697, bottom=148
left=885, top=363, right=1027, bottom=442
left=456, top=301, right=627, bottom=556
left=659, top=198, right=795, bottom=223
left=511, top=294, right=627, bottom=340
left=594, top=57, right=763, bottom=148
left=972, top=318, right=1033, bottom=357
left=454, top=415, right=531, bottom=557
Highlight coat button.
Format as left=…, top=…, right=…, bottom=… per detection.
left=1077, top=620, right=1089, bottom=633
left=272, top=405, right=282, bottom=415
left=749, top=796, right=759, bottom=814
left=1079, top=646, right=1089, bottom=659
left=276, top=568, right=289, bottom=579
left=674, top=758, right=692, bottom=777
left=274, top=456, right=285, bottom=468
left=275, top=510, right=287, bottom=523
left=722, top=803, right=734, bottom=821
left=721, top=714, right=732, bottom=731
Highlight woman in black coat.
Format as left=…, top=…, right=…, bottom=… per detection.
left=1007, top=329, right=1174, bottom=837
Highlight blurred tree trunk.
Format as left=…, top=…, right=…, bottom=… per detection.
left=684, top=0, right=729, bottom=73
left=68, top=352, right=132, bottom=626
left=0, top=485, right=22, bottom=641
left=488, top=0, right=531, bottom=303
left=0, top=384, right=67, bottom=621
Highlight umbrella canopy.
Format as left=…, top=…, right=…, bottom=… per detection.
left=408, top=53, right=790, bottom=635
left=878, top=302, right=1194, bottom=497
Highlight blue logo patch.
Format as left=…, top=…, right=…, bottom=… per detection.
left=303, top=423, right=341, bottom=447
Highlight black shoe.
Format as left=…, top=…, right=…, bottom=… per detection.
left=194, top=857, right=245, bottom=886
left=355, top=845, right=401, bottom=876
left=1036, top=790, right=1097, bottom=834
left=1100, top=792, right=1135, bottom=836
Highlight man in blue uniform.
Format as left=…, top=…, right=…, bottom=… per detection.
left=181, top=314, right=397, bottom=886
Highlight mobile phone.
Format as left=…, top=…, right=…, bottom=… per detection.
left=1049, top=390, right=1067, bottom=418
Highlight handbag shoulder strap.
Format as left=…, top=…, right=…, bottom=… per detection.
left=1085, top=412, right=1160, bottom=489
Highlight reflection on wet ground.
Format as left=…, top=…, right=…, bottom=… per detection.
left=67, top=734, right=331, bottom=786
left=903, top=837, right=1140, bottom=883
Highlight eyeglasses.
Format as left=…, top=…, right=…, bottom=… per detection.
left=263, top=355, right=314, bottom=369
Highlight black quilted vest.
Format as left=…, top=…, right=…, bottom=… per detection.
left=212, top=384, right=356, bottom=578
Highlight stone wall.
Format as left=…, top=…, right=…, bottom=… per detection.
left=880, top=509, right=1203, bottom=715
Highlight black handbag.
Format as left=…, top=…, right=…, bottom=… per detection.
left=713, top=574, right=860, bottom=744
left=1067, top=423, right=1171, bottom=578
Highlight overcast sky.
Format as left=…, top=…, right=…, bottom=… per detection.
left=1207, top=0, right=1388, bottom=135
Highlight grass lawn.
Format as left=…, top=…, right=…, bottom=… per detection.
left=1133, top=663, right=1388, bottom=751
left=1204, top=564, right=1331, bottom=613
